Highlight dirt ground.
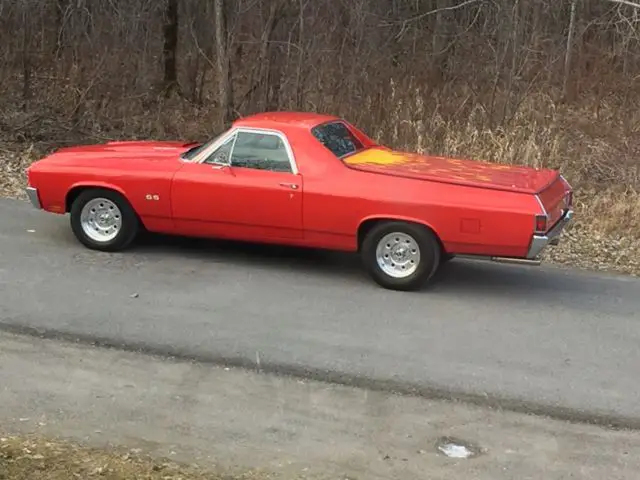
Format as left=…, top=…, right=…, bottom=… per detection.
left=0, top=436, right=258, bottom=480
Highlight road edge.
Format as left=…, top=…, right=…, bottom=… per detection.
left=0, top=321, right=636, bottom=433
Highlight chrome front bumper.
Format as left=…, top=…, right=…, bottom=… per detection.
left=526, top=209, right=574, bottom=259
left=26, top=187, right=41, bottom=209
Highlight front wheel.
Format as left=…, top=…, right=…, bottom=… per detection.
left=360, top=221, right=441, bottom=291
left=70, top=188, right=140, bottom=252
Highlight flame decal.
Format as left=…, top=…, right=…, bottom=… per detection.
left=344, top=147, right=542, bottom=188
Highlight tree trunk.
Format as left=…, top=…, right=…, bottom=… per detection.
left=562, top=0, right=578, bottom=102
left=54, top=0, right=66, bottom=57
left=162, top=0, right=179, bottom=96
left=214, top=0, right=234, bottom=126
left=21, top=2, right=31, bottom=111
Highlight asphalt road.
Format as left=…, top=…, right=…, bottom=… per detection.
left=1, top=197, right=640, bottom=426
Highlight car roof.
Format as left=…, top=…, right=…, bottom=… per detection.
left=232, top=111, right=341, bottom=130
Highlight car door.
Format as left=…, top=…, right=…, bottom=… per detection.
left=171, top=128, right=303, bottom=241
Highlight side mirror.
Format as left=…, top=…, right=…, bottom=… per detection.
left=211, top=162, right=234, bottom=175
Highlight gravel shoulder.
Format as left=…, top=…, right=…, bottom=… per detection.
left=3, top=331, right=640, bottom=480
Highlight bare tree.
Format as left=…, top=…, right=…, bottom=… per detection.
left=607, top=0, right=640, bottom=8
left=563, top=0, right=579, bottom=102
left=214, top=0, right=234, bottom=126
left=20, top=0, right=31, bottom=111
left=0, top=0, right=638, bottom=160
left=162, top=0, right=179, bottom=96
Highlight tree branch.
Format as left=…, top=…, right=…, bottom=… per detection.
left=607, top=0, right=640, bottom=9
left=380, top=0, right=486, bottom=26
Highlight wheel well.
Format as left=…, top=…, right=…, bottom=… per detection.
left=65, top=185, right=146, bottom=230
left=65, top=186, right=100, bottom=212
left=65, top=186, right=127, bottom=213
left=66, top=186, right=88, bottom=212
left=357, top=218, right=447, bottom=254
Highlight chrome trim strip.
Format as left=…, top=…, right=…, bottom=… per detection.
left=26, top=187, right=41, bottom=209
left=559, top=174, right=572, bottom=189
left=492, top=256, right=542, bottom=266
left=452, top=254, right=543, bottom=267
left=527, top=209, right=574, bottom=259
left=534, top=193, right=547, bottom=216
left=189, top=131, right=233, bottom=165
left=192, top=126, right=300, bottom=175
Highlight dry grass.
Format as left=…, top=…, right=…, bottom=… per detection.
left=0, top=435, right=265, bottom=480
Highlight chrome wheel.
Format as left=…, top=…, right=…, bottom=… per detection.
left=375, top=231, right=421, bottom=278
left=80, top=197, right=123, bottom=243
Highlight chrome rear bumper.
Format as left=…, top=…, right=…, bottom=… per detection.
left=26, top=187, right=41, bottom=209
left=526, top=209, right=574, bottom=259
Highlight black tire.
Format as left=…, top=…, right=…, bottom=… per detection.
left=441, top=253, right=455, bottom=263
left=70, top=188, right=140, bottom=252
left=360, top=221, right=441, bottom=291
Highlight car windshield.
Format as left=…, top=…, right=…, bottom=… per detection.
left=311, top=121, right=365, bottom=159
left=180, top=131, right=225, bottom=161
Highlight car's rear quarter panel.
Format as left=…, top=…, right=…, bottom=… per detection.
left=288, top=140, right=539, bottom=257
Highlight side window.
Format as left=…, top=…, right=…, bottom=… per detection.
left=203, top=134, right=235, bottom=165
left=230, top=131, right=293, bottom=173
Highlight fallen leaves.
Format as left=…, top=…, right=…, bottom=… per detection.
left=0, top=435, right=264, bottom=480
left=543, top=223, right=640, bottom=277
left=0, top=145, right=39, bottom=200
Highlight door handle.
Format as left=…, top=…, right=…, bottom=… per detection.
left=279, top=183, right=299, bottom=190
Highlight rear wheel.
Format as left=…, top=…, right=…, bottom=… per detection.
left=360, top=221, right=441, bottom=291
left=70, top=188, right=140, bottom=252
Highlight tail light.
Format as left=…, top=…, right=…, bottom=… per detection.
left=26, top=165, right=33, bottom=187
left=560, top=175, right=573, bottom=208
left=535, top=214, right=548, bottom=234
left=565, top=190, right=573, bottom=208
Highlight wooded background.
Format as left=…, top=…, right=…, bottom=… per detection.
left=1, top=0, right=640, bottom=234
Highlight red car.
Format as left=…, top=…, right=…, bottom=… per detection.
left=25, top=111, right=574, bottom=290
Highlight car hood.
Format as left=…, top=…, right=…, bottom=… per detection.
left=41, top=140, right=199, bottom=165
left=343, top=147, right=559, bottom=194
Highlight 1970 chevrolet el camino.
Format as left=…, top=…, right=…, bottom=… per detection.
left=25, top=111, right=573, bottom=290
